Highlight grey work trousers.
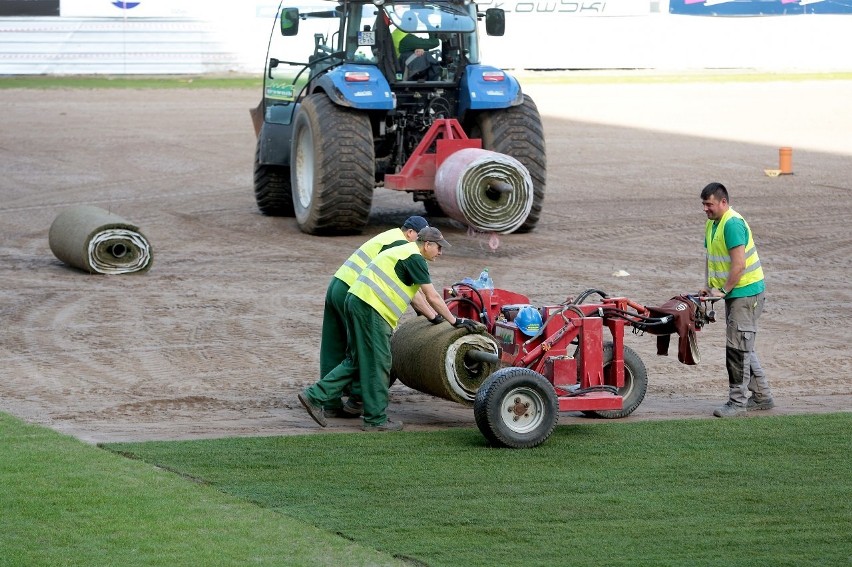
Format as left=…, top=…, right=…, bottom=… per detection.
left=724, top=292, right=772, bottom=405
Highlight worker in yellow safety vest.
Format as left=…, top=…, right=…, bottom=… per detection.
left=319, top=216, right=433, bottom=418
left=300, top=227, right=484, bottom=431
left=700, top=182, right=773, bottom=418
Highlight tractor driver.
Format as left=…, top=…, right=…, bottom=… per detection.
left=299, top=227, right=485, bottom=431
left=391, top=10, right=441, bottom=80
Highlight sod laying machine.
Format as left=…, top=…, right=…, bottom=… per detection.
left=392, top=284, right=719, bottom=448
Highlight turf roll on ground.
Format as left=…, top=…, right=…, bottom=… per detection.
left=48, top=205, right=153, bottom=274
left=391, top=317, right=500, bottom=405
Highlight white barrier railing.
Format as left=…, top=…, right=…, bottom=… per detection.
left=1, top=7, right=851, bottom=75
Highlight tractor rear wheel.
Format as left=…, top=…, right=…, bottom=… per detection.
left=422, top=195, right=446, bottom=217
left=253, top=138, right=294, bottom=217
left=470, top=95, right=546, bottom=233
left=474, top=367, right=558, bottom=449
left=291, top=93, right=374, bottom=235
left=583, top=343, right=648, bottom=419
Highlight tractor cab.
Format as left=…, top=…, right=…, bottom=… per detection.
left=264, top=0, right=504, bottom=112
left=375, top=2, right=476, bottom=84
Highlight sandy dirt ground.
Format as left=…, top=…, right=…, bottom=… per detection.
left=1, top=76, right=850, bottom=444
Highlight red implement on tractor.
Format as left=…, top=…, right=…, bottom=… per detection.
left=443, top=284, right=718, bottom=448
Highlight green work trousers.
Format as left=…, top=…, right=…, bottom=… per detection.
left=306, top=294, right=393, bottom=426
left=320, top=278, right=348, bottom=373
left=319, top=277, right=361, bottom=408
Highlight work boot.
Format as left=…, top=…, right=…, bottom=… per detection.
left=324, top=406, right=346, bottom=418
left=361, top=419, right=404, bottom=432
left=746, top=396, right=775, bottom=411
left=298, top=390, right=328, bottom=427
left=341, top=398, right=364, bottom=417
left=325, top=398, right=363, bottom=418
left=713, top=401, right=747, bottom=418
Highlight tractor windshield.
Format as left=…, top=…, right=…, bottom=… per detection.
left=363, top=1, right=482, bottom=81
left=263, top=0, right=482, bottom=123
left=384, top=3, right=475, bottom=33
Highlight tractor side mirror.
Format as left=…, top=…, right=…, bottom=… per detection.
left=280, top=7, right=300, bottom=36
left=484, top=8, right=505, bottom=36
left=268, top=57, right=279, bottom=80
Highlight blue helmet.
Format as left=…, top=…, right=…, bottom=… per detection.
left=515, top=306, right=542, bottom=337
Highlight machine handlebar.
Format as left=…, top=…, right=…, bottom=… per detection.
left=685, top=293, right=719, bottom=326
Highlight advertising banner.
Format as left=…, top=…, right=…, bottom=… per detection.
left=476, top=0, right=655, bottom=17
left=670, top=0, right=852, bottom=16
left=0, top=0, right=60, bottom=16
left=60, top=0, right=202, bottom=18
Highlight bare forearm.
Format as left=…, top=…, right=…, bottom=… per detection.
left=725, top=245, right=746, bottom=291
left=411, top=290, right=437, bottom=318
left=421, top=284, right=457, bottom=325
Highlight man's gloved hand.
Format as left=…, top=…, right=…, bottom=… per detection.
left=452, top=317, right=485, bottom=333
left=428, top=315, right=445, bottom=325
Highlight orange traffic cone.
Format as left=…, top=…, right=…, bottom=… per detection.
left=779, top=147, right=793, bottom=175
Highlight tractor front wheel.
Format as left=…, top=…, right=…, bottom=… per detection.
left=583, top=343, right=648, bottom=419
left=474, top=367, right=558, bottom=449
left=291, top=93, right=374, bottom=235
left=253, top=138, right=294, bottom=217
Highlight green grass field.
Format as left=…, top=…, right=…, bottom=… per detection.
left=2, top=411, right=850, bottom=566
left=0, top=76, right=262, bottom=89
left=1, top=71, right=851, bottom=90
left=0, top=413, right=405, bottom=567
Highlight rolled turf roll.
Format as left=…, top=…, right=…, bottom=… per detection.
left=434, top=148, right=533, bottom=234
left=48, top=205, right=153, bottom=274
left=391, top=317, right=500, bottom=405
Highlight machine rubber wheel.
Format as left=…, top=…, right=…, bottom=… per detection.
left=291, top=93, right=374, bottom=235
left=470, top=94, right=546, bottom=233
left=474, top=367, right=559, bottom=449
left=253, top=138, right=295, bottom=216
left=583, top=343, right=648, bottom=419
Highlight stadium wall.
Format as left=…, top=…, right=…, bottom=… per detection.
left=1, top=0, right=850, bottom=75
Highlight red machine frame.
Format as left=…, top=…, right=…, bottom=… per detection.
left=444, top=285, right=655, bottom=413
left=384, top=119, right=481, bottom=191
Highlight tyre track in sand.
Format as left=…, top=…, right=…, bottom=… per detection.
left=1, top=83, right=850, bottom=442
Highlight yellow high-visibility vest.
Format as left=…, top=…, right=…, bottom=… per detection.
left=705, top=208, right=764, bottom=291
left=333, top=228, right=406, bottom=287
left=349, top=241, right=421, bottom=328
left=391, top=27, right=405, bottom=57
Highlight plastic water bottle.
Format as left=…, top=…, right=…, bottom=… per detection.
left=475, top=268, right=494, bottom=290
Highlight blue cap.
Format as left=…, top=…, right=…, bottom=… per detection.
left=402, top=216, right=429, bottom=232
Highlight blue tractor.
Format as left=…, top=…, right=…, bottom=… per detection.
left=252, top=0, right=546, bottom=235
